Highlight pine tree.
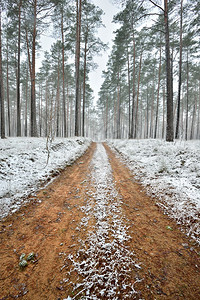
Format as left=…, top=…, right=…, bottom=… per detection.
left=0, top=3, right=5, bottom=139
left=75, top=0, right=82, bottom=136
left=81, top=0, right=106, bottom=137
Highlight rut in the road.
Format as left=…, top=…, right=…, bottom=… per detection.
left=66, top=143, right=142, bottom=299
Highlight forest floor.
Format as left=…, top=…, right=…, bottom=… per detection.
left=0, top=142, right=200, bottom=300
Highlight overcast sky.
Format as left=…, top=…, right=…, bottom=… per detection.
left=89, top=0, right=120, bottom=104
left=38, top=0, right=120, bottom=105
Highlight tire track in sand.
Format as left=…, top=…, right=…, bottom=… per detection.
left=65, top=143, right=142, bottom=299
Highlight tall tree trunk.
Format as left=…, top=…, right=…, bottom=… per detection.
left=190, top=95, right=196, bottom=140
left=113, top=92, right=117, bottom=138
left=39, top=84, right=43, bottom=137
left=0, top=7, right=5, bottom=139
left=134, top=50, right=142, bottom=139
left=116, top=71, right=121, bottom=139
left=17, top=0, right=22, bottom=136
left=197, top=80, right=200, bottom=139
left=45, top=81, right=48, bottom=137
left=127, top=46, right=131, bottom=138
left=175, top=0, right=183, bottom=139
left=154, top=43, right=162, bottom=139
left=78, top=83, right=82, bottom=133
left=185, top=49, right=189, bottom=141
left=6, top=36, right=11, bottom=136
left=180, top=86, right=184, bottom=137
left=56, top=61, right=60, bottom=137
left=75, top=0, right=82, bottom=136
left=146, top=83, right=149, bottom=138
left=162, top=85, right=165, bottom=139
left=130, top=32, right=135, bottom=139
left=70, top=96, right=73, bottom=136
left=164, top=0, right=174, bottom=142
left=82, top=30, right=88, bottom=137
left=26, top=0, right=37, bottom=137
left=25, top=65, right=28, bottom=137
left=30, top=0, right=37, bottom=136
left=61, top=8, right=66, bottom=137
left=150, top=67, right=155, bottom=137
left=105, top=97, right=108, bottom=139
left=66, top=77, right=69, bottom=137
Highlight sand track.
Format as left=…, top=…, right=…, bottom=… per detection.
left=0, top=142, right=199, bottom=299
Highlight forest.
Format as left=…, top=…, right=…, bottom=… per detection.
left=0, top=0, right=199, bottom=142
left=0, top=1, right=200, bottom=298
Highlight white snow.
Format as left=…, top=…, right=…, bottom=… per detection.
left=107, top=139, right=200, bottom=244
left=66, top=143, right=141, bottom=299
left=0, top=137, right=91, bottom=219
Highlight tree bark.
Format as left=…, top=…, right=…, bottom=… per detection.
left=146, top=83, right=149, bottom=138
left=17, top=0, right=22, bottom=136
left=105, top=97, right=108, bottom=139
left=26, top=0, right=37, bottom=137
left=127, top=46, right=131, bottom=138
left=82, top=29, right=88, bottom=137
left=130, top=32, right=135, bottom=139
left=66, top=77, right=69, bottom=137
left=162, top=85, right=165, bottom=139
left=164, top=0, right=174, bottom=142
left=6, top=35, right=11, bottom=136
left=134, top=50, right=142, bottom=139
left=185, top=49, right=189, bottom=141
left=25, top=65, right=28, bottom=137
left=30, top=0, right=37, bottom=136
left=197, top=80, right=200, bottom=139
left=190, top=95, right=196, bottom=140
left=116, top=71, right=121, bottom=139
left=45, top=80, right=48, bottom=137
left=75, top=0, right=82, bottom=136
left=154, top=43, right=162, bottom=139
left=56, top=61, right=60, bottom=137
left=150, top=66, right=155, bottom=137
left=175, top=0, right=183, bottom=139
left=38, top=84, right=42, bottom=136
left=61, top=8, right=67, bottom=137
left=0, top=7, right=5, bottom=139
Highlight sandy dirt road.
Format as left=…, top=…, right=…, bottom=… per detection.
left=0, top=142, right=200, bottom=299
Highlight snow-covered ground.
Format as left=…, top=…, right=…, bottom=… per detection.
left=107, top=139, right=200, bottom=245
left=0, top=137, right=91, bottom=219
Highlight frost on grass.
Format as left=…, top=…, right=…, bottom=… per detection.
left=66, top=144, right=141, bottom=299
left=0, top=137, right=91, bottom=219
left=107, top=139, right=200, bottom=245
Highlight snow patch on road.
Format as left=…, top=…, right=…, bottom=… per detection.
left=107, top=139, right=200, bottom=244
left=67, top=144, right=141, bottom=299
left=0, top=137, right=91, bottom=219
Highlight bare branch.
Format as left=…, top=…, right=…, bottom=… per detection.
left=148, top=0, right=164, bottom=12
left=156, top=29, right=165, bottom=34
left=136, top=13, right=162, bottom=22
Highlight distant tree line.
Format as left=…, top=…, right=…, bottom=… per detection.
left=0, top=0, right=199, bottom=142
left=0, top=0, right=106, bottom=139
left=98, top=0, right=199, bottom=141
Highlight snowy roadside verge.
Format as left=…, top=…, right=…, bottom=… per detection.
left=0, top=137, right=91, bottom=219
left=107, top=139, right=200, bottom=245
